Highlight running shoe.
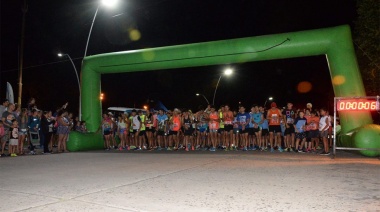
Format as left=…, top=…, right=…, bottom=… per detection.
left=127, top=146, right=130, bottom=151
left=243, top=147, right=248, bottom=151
left=270, top=148, right=274, bottom=153
left=298, top=149, right=304, bottom=153
left=209, top=147, right=216, bottom=152
left=191, top=146, right=194, bottom=151
left=319, top=151, right=330, bottom=155
left=278, top=147, right=284, bottom=152
left=167, top=147, right=172, bottom=151
left=284, top=148, right=289, bottom=152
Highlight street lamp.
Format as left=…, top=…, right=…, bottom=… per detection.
left=58, top=53, right=81, bottom=120
left=100, top=93, right=104, bottom=101
left=264, top=96, right=274, bottom=108
left=84, top=0, right=119, bottom=58
left=213, top=68, right=233, bottom=105
left=196, top=93, right=210, bottom=105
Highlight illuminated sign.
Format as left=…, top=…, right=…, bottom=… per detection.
left=337, top=99, right=379, bottom=111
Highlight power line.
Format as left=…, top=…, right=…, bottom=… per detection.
left=1, top=57, right=83, bottom=73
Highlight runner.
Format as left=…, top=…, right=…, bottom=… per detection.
left=117, top=115, right=127, bottom=150
left=252, top=105, right=264, bottom=150
left=223, top=105, right=234, bottom=151
left=138, top=110, right=146, bottom=150
left=145, top=110, right=154, bottom=150
left=319, top=108, right=330, bottom=155
left=131, top=110, right=142, bottom=150
left=259, top=106, right=269, bottom=151
left=168, top=109, right=181, bottom=150
left=182, top=110, right=193, bottom=151
left=217, top=106, right=225, bottom=149
left=294, top=111, right=307, bottom=153
left=207, top=105, right=219, bottom=151
left=283, top=102, right=296, bottom=152
left=236, top=106, right=250, bottom=151
left=306, top=110, right=320, bottom=152
left=156, top=109, right=168, bottom=150
left=267, top=102, right=283, bottom=152
left=98, top=113, right=113, bottom=151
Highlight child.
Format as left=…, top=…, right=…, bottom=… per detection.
left=294, top=111, right=307, bottom=153
left=9, top=120, right=19, bottom=157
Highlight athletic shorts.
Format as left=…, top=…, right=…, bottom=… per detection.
left=209, top=129, right=218, bottom=133
left=157, top=131, right=166, bottom=136
left=269, top=125, right=281, bottom=133
left=295, top=132, right=306, bottom=140
left=217, top=128, right=224, bottom=134
left=119, top=128, right=126, bottom=134
left=199, top=127, right=207, bottom=133
left=139, top=130, right=146, bottom=136
left=224, top=125, right=233, bottom=132
left=320, top=130, right=328, bottom=138
left=247, top=128, right=255, bottom=135
left=261, top=129, right=269, bottom=136
left=168, top=130, right=179, bottom=136
left=146, top=127, right=156, bottom=132
left=308, top=130, right=319, bottom=139
left=284, top=124, right=295, bottom=135
left=103, top=130, right=111, bottom=136
left=239, top=129, right=248, bottom=134
left=233, top=128, right=239, bottom=134
left=253, top=127, right=261, bottom=133
left=184, top=129, right=193, bottom=136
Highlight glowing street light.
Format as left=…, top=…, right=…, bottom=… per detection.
left=196, top=93, right=210, bottom=105
left=213, top=68, right=233, bottom=105
left=100, top=93, right=104, bottom=101
left=84, top=0, right=119, bottom=58
left=264, top=96, right=274, bottom=108
left=58, top=53, right=81, bottom=120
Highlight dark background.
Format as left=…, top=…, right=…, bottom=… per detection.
left=0, top=0, right=357, bottom=114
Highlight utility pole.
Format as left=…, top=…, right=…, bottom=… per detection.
left=18, top=0, right=28, bottom=107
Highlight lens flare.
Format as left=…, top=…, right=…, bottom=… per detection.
left=129, top=29, right=141, bottom=41
left=332, top=75, right=346, bottom=85
left=297, top=81, right=312, bottom=93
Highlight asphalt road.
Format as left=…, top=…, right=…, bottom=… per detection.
left=1, top=150, right=379, bottom=212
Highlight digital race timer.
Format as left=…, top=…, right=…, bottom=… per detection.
left=337, top=99, right=379, bottom=111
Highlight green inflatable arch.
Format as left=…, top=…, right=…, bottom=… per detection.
left=68, top=25, right=380, bottom=157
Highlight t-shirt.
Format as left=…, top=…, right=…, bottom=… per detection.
left=236, top=112, right=250, bottom=130
left=294, top=117, right=307, bottom=133
left=2, top=111, right=15, bottom=130
left=10, top=127, right=18, bottom=139
left=132, top=115, right=141, bottom=130
left=209, top=112, right=219, bottom=130
left=306, top=116, right=320, bottom=131
left=267, top=109, right=282, bottom=126
left=282, top=109, right=295, bottom=124
left=156, top=114, right=168, bottom=131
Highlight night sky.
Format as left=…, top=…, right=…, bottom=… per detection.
left=0, top=0, right=357, bottom=115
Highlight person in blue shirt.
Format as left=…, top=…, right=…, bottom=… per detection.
left=236, top=106, right=250, bottom=151
left=156, top=109, right=168, bottom=150
left=294, top=111, right=307, bottom=152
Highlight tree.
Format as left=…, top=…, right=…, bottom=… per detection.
left=354, top=0, right=380, bottom=96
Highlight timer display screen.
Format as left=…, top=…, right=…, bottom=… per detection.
left=337, top=100, right=379, bottom=111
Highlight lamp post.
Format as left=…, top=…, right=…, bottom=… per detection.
left=84, top=0, right=119, bottom=58
left=213, top=68, right=233, bottom=105
left=196, top=93, right=210, bottom=105
left=264, top=96, right=274, bottom=108
left=58, top=53, right=81, bottom=120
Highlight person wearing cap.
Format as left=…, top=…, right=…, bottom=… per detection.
left=283, top=102, right=296, bottom=152
left=0, top=99, right=9, bottom=116
left=267, top=102, right=284, bottom=152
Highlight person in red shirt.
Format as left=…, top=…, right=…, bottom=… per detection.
left=267, top=102, right=283, bottom=152
left=306, top=110, right=320, bottom=152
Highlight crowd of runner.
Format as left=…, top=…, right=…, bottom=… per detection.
left=101, top=102, right=334, bottom=155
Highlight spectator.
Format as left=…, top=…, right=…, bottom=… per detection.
left=0, top=99, right=9, bottom=116
left=41, top=111, right=55, bottom=154
left=17, top=108, right=28, bottom=155
left=1, top=103, right=16, bottom=156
